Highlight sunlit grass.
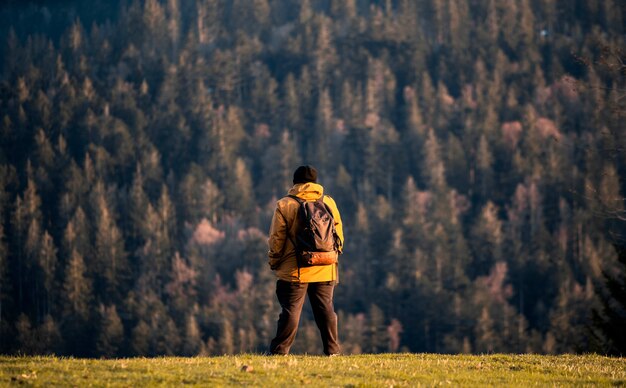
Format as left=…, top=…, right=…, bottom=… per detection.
left=0, top=353, right=624, bottom=386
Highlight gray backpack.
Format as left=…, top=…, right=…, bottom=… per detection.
left=287, top=195, right=339, bottom=267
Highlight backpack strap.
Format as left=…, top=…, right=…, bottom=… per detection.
left=282, top=195, right=302, bottom=245
left=282, top=195, right=304, bottom=277
left=286, top=194, right=304, bottom=204
left=281, top=195, right=300, bottom=254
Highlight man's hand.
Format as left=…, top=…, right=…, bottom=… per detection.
left=269, top=255, right=281, bottom=270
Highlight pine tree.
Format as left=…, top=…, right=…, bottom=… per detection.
left=38, top=231, right=58, bottom=318
left=166, top=0, right=181, bottom=60
left=15, top=313, right=37, bottom=354
left=313, top=15, right=337, bottom=87
left=339, top=80, right=360, bottom=128
left=445, top=134, right=469, bottom=192
left=62, top=249, right=92, bottom=321
left=339, top=312, right=365, bottom=354
left=311, top=88, right=335, bottom=171
left=261, top=130, right=299, bottom=199
left=92, top=183, right=128, bottom=302
left=142, top=184, right=177, bottom=291
left=299, top=0, right=313, bottom=23
left=224, top=159, right=254, bottom=218
left=128, top=165, right=149, bottom=243
left=143, top=0, right=167, bottom=54
left=61, top=248, right=93, bottom=356
left=59, top=161, right=87, bottom=224
left=474, top=307, right=496, bottom=353
left=447, top=0, right=470, bottom=52
left=592, top=245, right=626, bottom=355
left=96, top=304, right=124, bottom=358
left=549, top=278, right=595, bottom=353
left=161, top=316, right=182, bottom=355
left=178, top=166, right=223, bottom=224
left=476, top=135, right=494, bottom=202
left=366, top=304, right=389, bottom=353
left=182, top=313, right=203, bottom=356
left=424, top=129, right=447, bottom=191
left=218, top=318, right=235, bottom=355
left=37, top=315, right=63, bottom=355
left=0, top=220, right=8, bottom=328
left=165, top=252, right=197, bottom=317
left=470, top=202, right=503, bottom=277
left=12, top=177, right=43, bottom=313
left=63, top=207, right=90, bottom=263
left=131, top=320, right=150, bottom=356
left=283, top=73, right=301, bottom=130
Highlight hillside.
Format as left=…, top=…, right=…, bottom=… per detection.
left=0, top=0, right=624, bottom=356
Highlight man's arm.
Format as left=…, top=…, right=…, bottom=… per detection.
left=325, top=196, right=344, bottom=254
left=267, top=205, right=287, bottom=269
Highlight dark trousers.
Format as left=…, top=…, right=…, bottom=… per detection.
left=269, top=280, right=340, bottom=355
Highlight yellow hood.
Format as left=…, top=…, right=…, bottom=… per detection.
left=288, top=182, right=324, bottom=201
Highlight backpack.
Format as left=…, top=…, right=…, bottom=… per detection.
left=287, top=195, right=339, bottom=267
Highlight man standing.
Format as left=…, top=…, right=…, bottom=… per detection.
left=267, top=165, right=344, bottom=356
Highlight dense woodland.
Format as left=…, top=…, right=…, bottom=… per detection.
left=0, top=0, right=624, bottom=357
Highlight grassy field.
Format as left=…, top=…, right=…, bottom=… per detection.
left=0, top=353, right=624, bottom=386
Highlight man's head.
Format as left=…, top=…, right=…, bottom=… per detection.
left=293, top=165, right=318, bottom=184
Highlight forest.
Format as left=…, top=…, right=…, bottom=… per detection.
left=0, top=0, right=624, bottom=357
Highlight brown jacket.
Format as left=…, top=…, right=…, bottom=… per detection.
left=267, top=182, right=344, bottom=282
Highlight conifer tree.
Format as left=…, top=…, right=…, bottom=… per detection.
left=38, top=231, right=57, bottom=318
left=182, top=313, right=203, bottom=356
left=96, top=304, right=124, bottom=358
left=92, top=183, right=128, bottom=302
left=0, top=222, right=6, bottom=326
left=160, top=316, right=182, bottom=355
left=549, top=279, right=595, bottom=353
left=366, top=304, right=389, bottom=353
left=143, top=0, right=167, bottom=54
left=592, top=245, right=626, bottom=355
left=471, top=202, right=503, bottom=277
left=166, top=0, right=181, bottom=59
left=165, top=252, right=197, bottom=317
left=311, top=87, right=334, bottom=171
left=226, top=159, right=254, bottom=218
left=261, top=130, right=299, bottom=199
left=475, top=307, right=496, bottom=353
left=15, top=313, right=36, bottom=354
left=12, top=176, right=45, bottom=319
left=62, top=249, right=92, bottom=321
left=476, top=135, right=494, bottom=202
left=424, top=129, right=447, bottom=191
left=131, top=320, right=150, bottom=356
left=155, top=185, right=176, bottom=284
left=128, top=165, right=149, bottom=242
left=313, top=15, right=337, bottom=87
left=63, top=207, right=90, bottom=263
left=283, top=73, right=301, bottom=130
left=218, top=318, right=235, bottom=355
left=37, top=315, right=63, bottom=355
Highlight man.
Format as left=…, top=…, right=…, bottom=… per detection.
left=267, top=165, right=344, bottom=356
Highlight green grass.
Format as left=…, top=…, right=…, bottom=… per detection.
left=0, top=354, right=624, bottom=387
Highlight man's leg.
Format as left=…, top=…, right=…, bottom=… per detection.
left=269, top=280, right=308, bottom=355
left=307, top=281, right=340, bottom=355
